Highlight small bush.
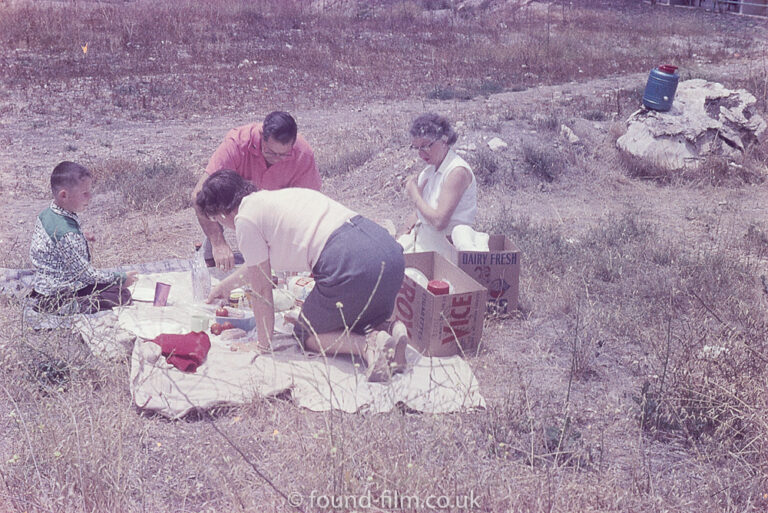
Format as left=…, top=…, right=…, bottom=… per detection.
left=621, top=150, right=766, bottom=187
left=477, top=79, right=504, bottom=97
left=583, top=110, right=608, bottom=121
left=533, top=113, right=560, bottom=132
left=318, top=147, right=376, bottom=178
left=697, top=154, right=733, bottom=186
left=596, top=210, right=653, bottom=248
left=522, top=143, right=563, bottom=182
left=470, top=148, right=507, bottom=186
left=426, top=85, right=471, bottom=101
left=421, top=0, right=452, bottom=9
left=698, top=154, right=765, bottom=186
left=92, top=158, right=195, bottom=214
left=744, top=222, right=768, bottom=258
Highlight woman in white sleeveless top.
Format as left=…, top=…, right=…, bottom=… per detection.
left=398, top=113, right=477, bottom=259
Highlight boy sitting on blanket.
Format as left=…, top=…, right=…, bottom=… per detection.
left=29, top=161, right=138, bottom=314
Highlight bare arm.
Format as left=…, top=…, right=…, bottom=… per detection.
left=397, top=212, right=419, bottom=238
left=406, top=167, right=472, bottom=231
left=124, top=270, right=139, bottom=287
left=399, top=172, right=425, bottom=236
left=192, top=172, right=235, bottom=270
left=244, top=260, right=275, bottom=348
left=206, top=265, right=248, bottom=303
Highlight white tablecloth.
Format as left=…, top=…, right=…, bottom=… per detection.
left=116, top=271, right=486, bottom=418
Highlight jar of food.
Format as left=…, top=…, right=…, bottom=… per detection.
left=229, top=288, right=246, bottom=308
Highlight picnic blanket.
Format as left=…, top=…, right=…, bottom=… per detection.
left=123, top=270, right=485, bottom=417
left=2, top=264, right=486, bottom=417
left=130, top=329, right=485, bottom=417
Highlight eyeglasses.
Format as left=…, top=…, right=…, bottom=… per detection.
left=410, top=139, right=440, bottom=152
left=261, top=141, right=294, bottom=159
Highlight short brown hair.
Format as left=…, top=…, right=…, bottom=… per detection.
left=50, top=161, right=91, bottom=195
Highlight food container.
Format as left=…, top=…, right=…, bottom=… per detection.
left=642, top=65, right=679, bottom=112
left=215, top=307, right=256, bottom=331
left=229, top=288, right=246, bottom=308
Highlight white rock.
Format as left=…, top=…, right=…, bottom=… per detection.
left=617, top=79, right=767, bottom=171
left=560, top=124, right=580, bottom=144
left=487, top=137, right=508, bottom=151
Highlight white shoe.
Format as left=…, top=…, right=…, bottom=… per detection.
left=365, top=331, right=394, bottom=383
left=388, top=321, right=409, bottom=374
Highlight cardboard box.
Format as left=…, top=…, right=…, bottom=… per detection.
left=454, top=235, right=520, bottom=314
left=393, top=252, right=487, bottom=357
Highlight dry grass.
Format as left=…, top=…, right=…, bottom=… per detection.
left=483, top=206, right=768, bottom=476
left=620, top=148, right=768, bottom=186
left=90, top=158, right=196, bottom=215
left=0, top=0, right=758, bottom=119
left=2, top=1, right=768, bottom=512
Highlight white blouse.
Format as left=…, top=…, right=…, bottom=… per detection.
left=416, top=149, right=477, bottom=233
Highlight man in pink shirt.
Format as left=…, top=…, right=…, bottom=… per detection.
left=192, top=111, right=322, bottom=270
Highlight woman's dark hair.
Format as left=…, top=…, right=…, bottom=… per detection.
left=196, top=169, right=257, bottom=218
left=409, top=113, right=458, bottom=146
left=262, top=111, right=298, bottom=144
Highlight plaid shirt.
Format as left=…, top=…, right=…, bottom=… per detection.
left=30, top=202, right=125, bottom=296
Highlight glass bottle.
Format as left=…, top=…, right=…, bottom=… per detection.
left=190, top=242, right=211, bottom=303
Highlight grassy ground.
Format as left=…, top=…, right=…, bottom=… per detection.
left=1, top=1, right=768, bottom=512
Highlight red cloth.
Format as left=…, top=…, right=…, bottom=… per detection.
left=151, top=332, right=211, bottom=373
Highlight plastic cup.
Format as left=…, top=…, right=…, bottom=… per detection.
left=190, top=314, right=209, bottom=332
left=153, top=282, right=171, bottom=306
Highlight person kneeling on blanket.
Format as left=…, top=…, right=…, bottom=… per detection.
left=196, top=169, right=409, bottom=382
